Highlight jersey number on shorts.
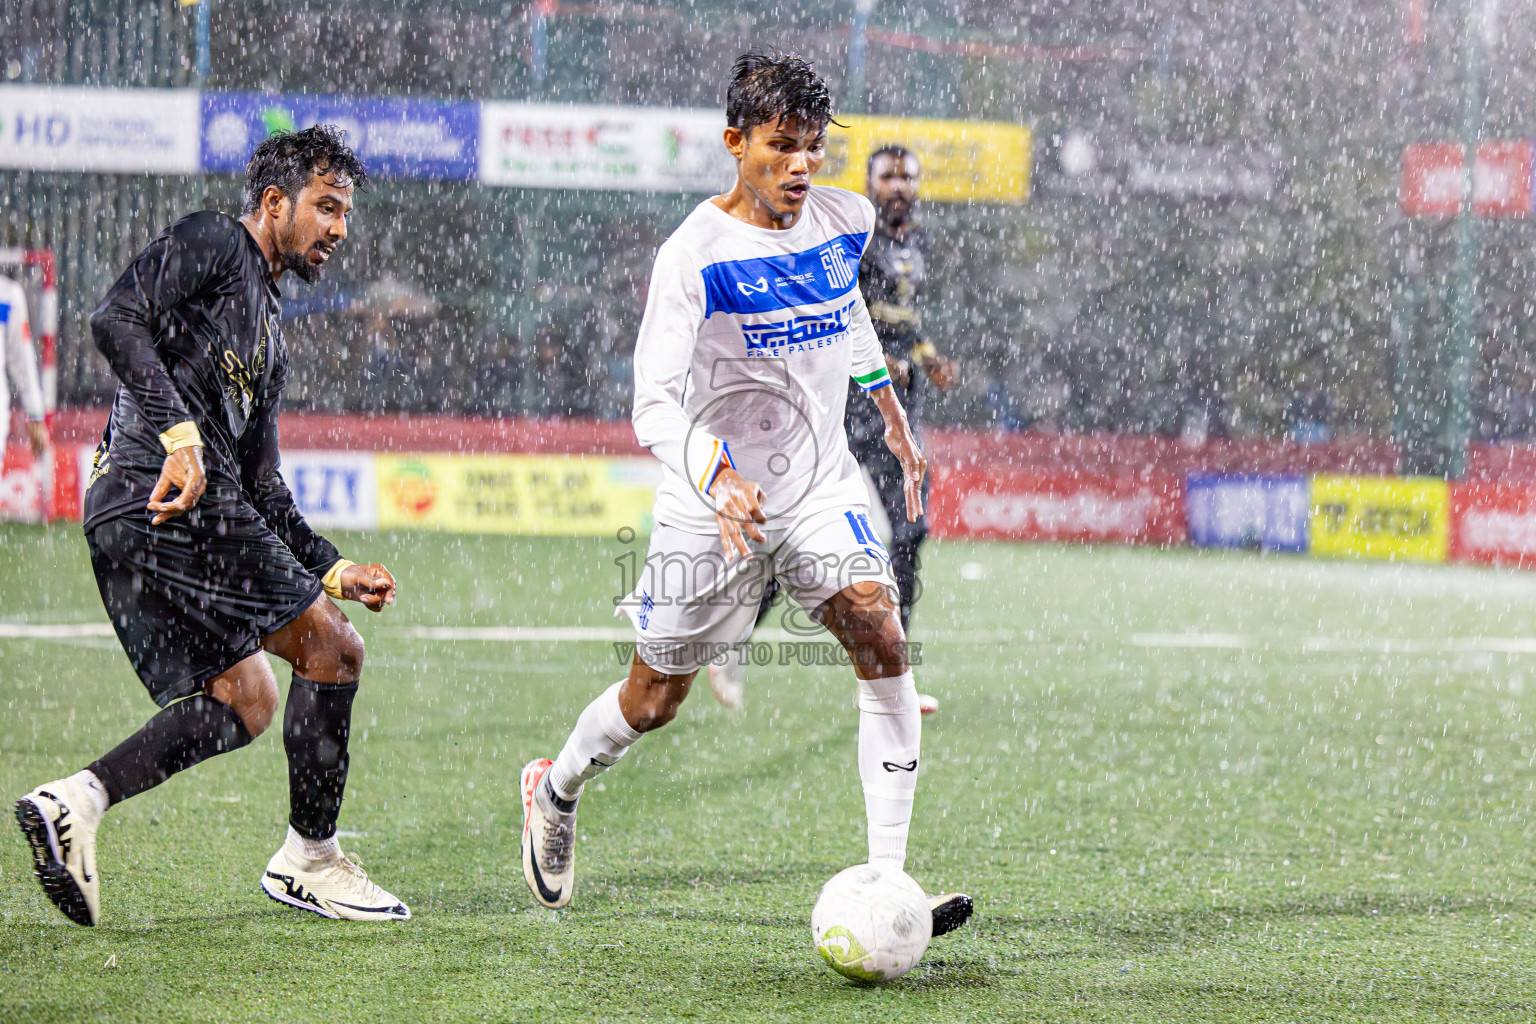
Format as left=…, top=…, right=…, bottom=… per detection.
left=845, top=511, right=891, bottom=566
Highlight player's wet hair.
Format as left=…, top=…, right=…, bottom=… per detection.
left=868, top=144, right=917, bottom=173
left=241, top=124, right=369, bottom=216
left=726, top=51, right=838, bottom=138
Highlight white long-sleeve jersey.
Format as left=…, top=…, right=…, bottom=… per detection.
left=632, top=186, right=893, bottom=534
left=0, top=273, right=45, bottom=443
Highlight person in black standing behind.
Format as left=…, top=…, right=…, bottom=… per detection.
left=846, top=145, right=955, bottom=631
left=708, top=145, right=953, bottom=713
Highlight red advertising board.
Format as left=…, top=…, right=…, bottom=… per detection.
left=1401, top=140, right=1534, bottom=218
left=0, top=442, right=82, bottom=522
left=928, top=466, right=1185, bottom=545
left=1450, top=481, right=1536, bottom=567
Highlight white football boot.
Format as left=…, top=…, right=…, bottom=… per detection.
left=707, top=657, right=747, bottom=710
left=520, top=758, right=577, bottom=908
left=15, top=777, right=103, bottom=926
left=261, top=839, right=411, bottom=921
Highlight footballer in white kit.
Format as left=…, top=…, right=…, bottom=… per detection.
left=519, top=51, right=972, bottom=939
left=0, top=272, right=49, bottom=460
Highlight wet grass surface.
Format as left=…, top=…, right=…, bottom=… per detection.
left=2, top=523, right=1534, bottom=1021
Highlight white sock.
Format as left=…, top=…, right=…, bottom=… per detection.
left=285, top=824, right=341, bottom=862
left=67, top=770, right=110, bottom=822
left=857, top=671, right=921, bottom=869
left=547, top=681, right=642, bottom=800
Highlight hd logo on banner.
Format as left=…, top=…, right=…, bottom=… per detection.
left=0, top=86, right=200, bottom=174
left=1309, top=475, right=1450, bottom=563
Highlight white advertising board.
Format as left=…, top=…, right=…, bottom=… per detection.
left=0, top=86, right=200, bottom=174
left=279, top=451, right=378, bottom=531
left=479, top=102, right=733, bottom=192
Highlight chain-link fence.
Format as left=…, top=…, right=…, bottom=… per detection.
left=4, top=0, right=1536, bottom=444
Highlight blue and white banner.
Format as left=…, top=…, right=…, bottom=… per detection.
left=1186, top=473, right=1308, bottom=553
left=202, top=93, right=478, bottom=180
left=0, top=86, right=200, bottom=174
left=279, top=450, right=378, bottom=531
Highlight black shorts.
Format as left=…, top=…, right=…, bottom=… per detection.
left=86, top=505, right=324, bottom=707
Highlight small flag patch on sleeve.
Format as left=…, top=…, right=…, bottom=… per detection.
left=854, top=366, right=892, bottom=392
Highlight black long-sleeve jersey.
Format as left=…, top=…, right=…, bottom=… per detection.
left=846, top=223, right=931, bottom=450
left=83, top=211, right=340, bottom=575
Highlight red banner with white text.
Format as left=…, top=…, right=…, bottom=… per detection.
left=1449, top=482, right=1536, bottom=568
left=927, top=466, right=1186, bottom=545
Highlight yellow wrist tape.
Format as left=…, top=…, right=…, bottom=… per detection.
left=909, top=341, right=938, bottom=362
left=321, top=559, right=356, bottom=600
left=158, top=421, right=203, bottom=454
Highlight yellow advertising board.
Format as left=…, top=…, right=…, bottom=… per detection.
left=376, top=454, right=659, bottom=536
left=819, top=115, right=1032, bottom=204
left=1309, top=475, right=1450, bottom=563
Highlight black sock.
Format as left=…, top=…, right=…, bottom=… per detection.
left=544, top=778, right=577, bottom=813
left=284, top=675, right=359, bottom=842
left=88, top=694, right=253, bottom=805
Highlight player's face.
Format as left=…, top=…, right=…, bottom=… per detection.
left=868, top=153, right=920, bottom=222
left=734, top=117, right=828, bottom=219
left=278, top=170, right=354, bottom=283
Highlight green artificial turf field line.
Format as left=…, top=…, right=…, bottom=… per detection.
left=2, top=523, right=1534, bottom=1022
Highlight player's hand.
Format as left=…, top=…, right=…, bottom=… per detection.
left=340, top=563, right=397, bottom=612
left=25, top=421, right=48, bottom=459
left=708, top=467, right=767, bottom=562
left=147, top=446, right=207, bottom=525
left=887, top=424, right=927, bottom=522
left=924, top=354, right=958, bottom=392
left=872, top=388, right=927, bottom=522
left=885, top=354, right=911, bottom=389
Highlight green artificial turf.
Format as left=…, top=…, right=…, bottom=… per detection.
left=1, top=522, right=1534, bottom=1021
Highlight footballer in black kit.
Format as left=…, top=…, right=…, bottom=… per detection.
left=844, top=145, right=956, bottom=634
left=14, top=125, right=411, bottom=926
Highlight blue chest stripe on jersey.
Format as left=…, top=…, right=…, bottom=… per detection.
left=702, top=232, right=868, bottom=317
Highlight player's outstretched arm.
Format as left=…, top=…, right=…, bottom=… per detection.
left=872, top=386, right=927, bottom=522
left=238, top=384, right=395, bottom=610
left=707, top=467, right=767, bottom=561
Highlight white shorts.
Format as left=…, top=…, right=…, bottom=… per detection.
left=616, top=504, right=898, bottom=674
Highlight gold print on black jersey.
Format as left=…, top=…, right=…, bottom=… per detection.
left=219, top=312, right=274, bottom=419
left=220, top=348, right=255, bottom=418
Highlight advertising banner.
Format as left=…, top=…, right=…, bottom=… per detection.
left=375, top=453, right=659, bottom=535
left=279, top=451, right=378, bottom=531
left=478, top=103, right=733, bottom=192
left=1309, top=475, right=1449, bottom=562
left=0, top=443, right=42, bottom=521
left=819, top=115, right=1032, bottom=204
left=0, top=442, right=82, bottom=522
left=928, top=467, right=1184, bottom=544
left=1401, top=140, right=1534, bottom=218
left=0, top=86, right=200, bottom=174
left=1450, top=482, right=1536, bottom=568
left=1186, top=474, right=1308, bottom=552
left=202, top=93, right=478, bottom=180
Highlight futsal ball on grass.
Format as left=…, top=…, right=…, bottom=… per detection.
left=811, top=862, right=931, bottom=983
